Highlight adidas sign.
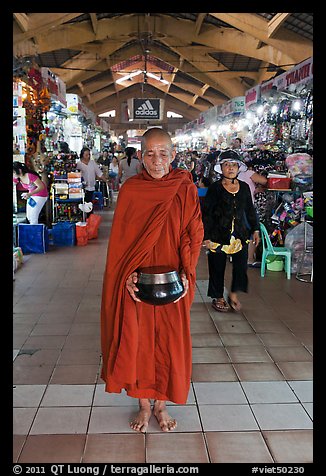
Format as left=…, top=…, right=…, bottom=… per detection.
left=134, top=99, right=160, bottom=118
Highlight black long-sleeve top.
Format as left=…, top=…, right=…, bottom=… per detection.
left=202, top=179, right=259, bottom=245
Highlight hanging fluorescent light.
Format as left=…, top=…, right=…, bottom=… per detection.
left=116, top=70, right=142, bottom=84
left=146, top=72, right=169, bottom=85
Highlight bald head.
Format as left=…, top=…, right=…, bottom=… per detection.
left=141, top=128, right=173, bottom=153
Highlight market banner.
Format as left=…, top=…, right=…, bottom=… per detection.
left=220, top=97, right=245, bottom=116
left=56, top=76, right=67, bottom=106
left=221, top=100, right=233, bottom=116
left=231, top=96, right=245, bottom=114
left=41, top=67, right=59, bottom=97
left=201, top=105, right=219, bottom=126
left=260, top=77, right=275, bottom=95
left=260, top=57, right=313, bottom=96
left=66, top=93, right=80, bottom=114
left=245, top=85, right=261, bottom=109
left=273, top=56, right=313, bottom=92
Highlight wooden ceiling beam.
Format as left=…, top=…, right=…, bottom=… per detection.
left=163, top=39, right=245, bottom=99
left=13, top=13, right=84, bottom=45
left=14, top=14, right=312, bottom=69
left=209, top=13, right=312, bottom=64
left=268, top=13, right=292, bottom=38
left=89, top=13, right=98, bottom=35
left=13, top=13, right=29, bottom=33
left=62, top=42, right=126, bottom=87
left=73, top=42, right=224, bottom=105
left=194, top=13, right=207, bottom=36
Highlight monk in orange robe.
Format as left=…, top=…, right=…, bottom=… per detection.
left=101, top=128, right=204, bottom=432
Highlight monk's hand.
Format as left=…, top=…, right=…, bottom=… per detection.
left=126, top=272, right=142, bottom=302
left=174, top=270, right=189, bottom=303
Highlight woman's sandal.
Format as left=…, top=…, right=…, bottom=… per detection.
left=211, top=298, right=230, bottom=312
left=227, top=297, right=242, bottom=312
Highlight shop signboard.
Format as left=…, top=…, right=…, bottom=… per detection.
left=198, top=113, right=205, bottom=126
left=132, top=98, right=161, bottom=120
left=13, top=81, right=23, bottom=107
left=100, top=119, right=109, bottom=131
left=41, top=67, right=59, bottom=97
left=26, top=67, right=43, bottom=92
left=273, top=57, right=313, bottom=92
left=66, top=93, right=80, bottom=114
left=231, top=96, right=245, bottom=114
left=200, top=105, right=218, bottom=127
left=13, top=107, right=25, bottom=118
left=56, top=76, right=67, bottom=106
left=245, top=85, right=260, bottom=109
left=221, top=100, right=233, bottom=116
left=260, top=57, right=313, bottom=96
left=260, top=78, right=275, bottom=95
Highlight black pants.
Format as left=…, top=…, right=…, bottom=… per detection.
left=207, top=244, right=249, bottom=299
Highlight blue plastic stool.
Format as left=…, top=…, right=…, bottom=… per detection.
left=92, top=191, right=104, bottom=210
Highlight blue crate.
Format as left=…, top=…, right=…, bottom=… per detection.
left=92, top=191, right=104, bottom=210
left=18, top=224, right=49, bottom=254
left=52, top=222, right=76, bottom=246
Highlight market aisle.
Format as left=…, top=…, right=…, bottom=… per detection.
left=13, top=205, right=313, bottom=464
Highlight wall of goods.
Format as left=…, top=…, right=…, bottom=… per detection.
left=13, top=63, right=112, bottom=265
left=13, top=65, right=111, bottom=203
left=173, top=57, right=313, bottom=275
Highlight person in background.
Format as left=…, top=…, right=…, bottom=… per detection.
left=118, top=146, right=142, bottom=185
left=76, top=147, right=109, bottom=215
left=108, top=155, right=120, bottom=192
left=231, top=137, right=242, bottom=150
left=238, top=165, right=267, bottom=266
left=202, top=150, right=260, bottom=312
left=197, top=176, right=210, bottom=210
left=13, top=161, right=48, bottom=225
left=98, top=149, right=112, bottom=167
left=101, top=128, right=204, bottom=433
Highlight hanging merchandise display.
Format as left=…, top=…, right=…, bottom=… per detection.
left=172, top=57, right=313, bottom=275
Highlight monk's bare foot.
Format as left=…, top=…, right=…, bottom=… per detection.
left=153, top=400, right=177, bottom=432
left=130, top=399, right=151, bottom=433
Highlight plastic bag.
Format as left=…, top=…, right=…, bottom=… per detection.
left=86, top=213, right=102, bottom=240
left=75, top=222, right=88, bottom=246
left=284, top=222, right=313, bottom=273
left=285, top=153, right=313, bottom=177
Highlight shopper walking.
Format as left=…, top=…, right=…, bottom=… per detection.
left=13, top=161, right=48, bottom=225
left=76, top=147, right=109, bottom=214
left=118, top=146, right=142, bottom=185
left=202, top=150, right=260, bottom=312
left=101, top=128, right=204, bottom=433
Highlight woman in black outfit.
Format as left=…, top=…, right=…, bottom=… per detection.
left=202, top=150, right=260, bottom=312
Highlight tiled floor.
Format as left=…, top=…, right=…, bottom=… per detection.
left=13, top=200, right=313, bottom=463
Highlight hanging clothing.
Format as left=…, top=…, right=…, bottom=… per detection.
left=101, top=167, right=204, bottom=404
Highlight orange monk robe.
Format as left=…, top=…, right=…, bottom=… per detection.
left=100, top=168, right=204, bottom=404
